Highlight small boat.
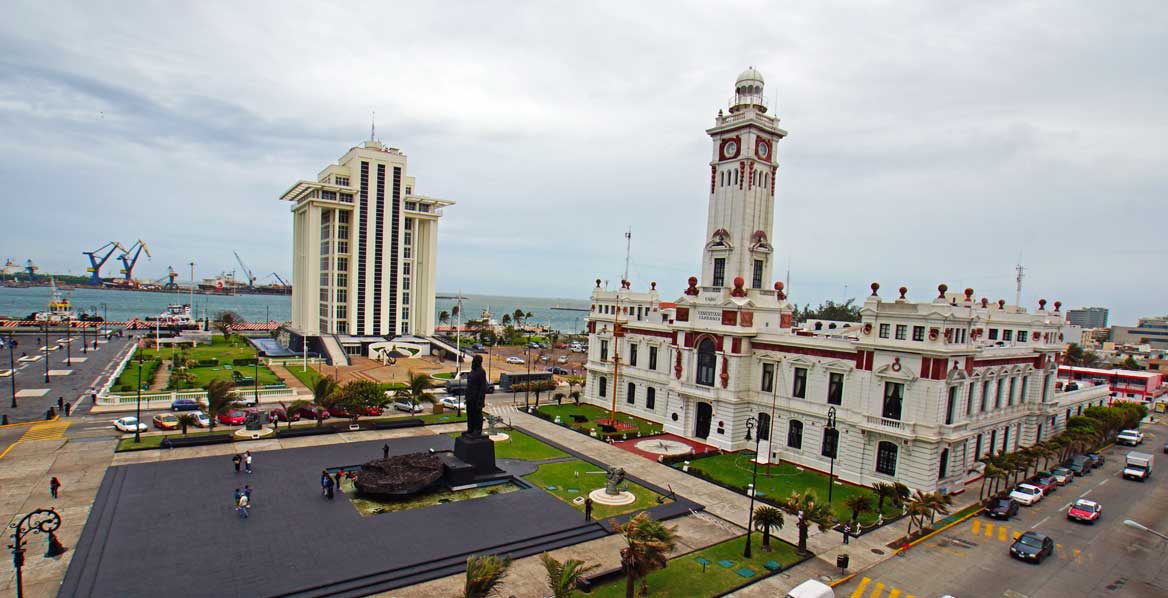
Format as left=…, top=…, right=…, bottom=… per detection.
left=33, top=278, right=77, bottom=324
left=149, top=304, right=199, bottom=329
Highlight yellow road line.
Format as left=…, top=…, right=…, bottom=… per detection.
left=984, top=522, right=994, bottom=537
left=971, top=519, right=981, bottom=534
left=850, top=577, right=872, bottom=598
left=889, top=589, right=901, bottom=598
left=20, top=422, right=70, bottom=441
left=998, top=526, right=1007, bottom=542
left=870, top=581, right=886, bottom=598
left=1073, top=548, right=1083, bottom=565
left=1057, top=544, right=1066, bottom=559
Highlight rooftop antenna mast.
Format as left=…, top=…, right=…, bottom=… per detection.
left=623, top=227, right=632, bottom=283
left=1014, top=258, right=1025, bottom=307
left=371, top=111, right=376, bottom=141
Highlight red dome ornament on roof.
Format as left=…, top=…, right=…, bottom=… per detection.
left=684, top=276, right=699, bottom=296
left=730, top=276, right=747, bottom=297
left=774, top=281, right=786, bottom=301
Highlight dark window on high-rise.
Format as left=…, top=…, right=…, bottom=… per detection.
left=389, top=166, right=402, bottom=333
left=827, top=372, right=843, bottom=405
left=373, top=164, right=386, bottom=332
left=696, top=339, right=716, bottom=386
left=356, top=162, right=369, bottom=332
left=712, top=258, right=725, bottom=287
left=600, top=340, right=608, bottom=362
left=792, top=367, right=807, bottom=398
left=752, top=260, right=764, bottom=288
left=945, top=386, right=958, bottom=425
left=876, top=441, right=898, bottom=475
left=883, top=382, right=904, bottom=420
left=787, top=420, right=803, bottom=449
left=599, top=377, right=607, bottom=398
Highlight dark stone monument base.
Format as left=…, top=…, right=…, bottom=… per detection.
left=437, top=453, right=477, bottom=486
left=454, top=432, right=499, bottom=475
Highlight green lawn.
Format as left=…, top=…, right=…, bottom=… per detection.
left=287, top=363, right=325, bottom=388
left=538, top=403, right=663, bottom=439
left=115, top=430, right=241, bottom=452
left=112, top=359, right=161, bottom=392
left=417, top=411, right=467, bottom=425
left=587, top=535, right=802, bottom=598
left=523, top=459, right=669, bottom=520
left=116, top=335, right=281, bottom=392
left=432, top=371, right=456, bottom=380
left=446, top=429, right=568, bottom=461
left=682, top=453, right=900, bottom=526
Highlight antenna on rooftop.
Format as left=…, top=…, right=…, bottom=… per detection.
left=623, top=227, right=632, bottom=283
left=371, top=111, right=376, bottom=141
left=786, top=259, right=792, bottom=300
left=1014, top=258, right=1025, bottom=307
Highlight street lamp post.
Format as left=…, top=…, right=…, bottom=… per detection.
left=134, top=356, right=144, bottom=443
left=8, top=507, right=66, bottom=598
left=64, top=317, right=71, bottom=366
left=7, top=332, right=16, bottom=409
left=743, top=415, right=763, bottom=558
left=1124, top=519, right=1168, bottom=541
left=825, top=406, right=838, bottom=503
left=41, top=324, right=50, bottom=384
left=254, top=356, right=260, bottom=406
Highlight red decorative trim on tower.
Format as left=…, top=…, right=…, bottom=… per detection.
left=740, top=311, right=754, bottom=327
left=780, top=312, right=793, bottom=328
left=748, top=162, right=755, bottom=190
left=755, top=137, right=773, bottom=164
left=710, top=165, right=716, bottom=193
left=770, top=166, right=777, bottom=194
left=731, top=338, right=742, bottom=353
left=624, top=327, right=672, bottom=339
left=720, top=136, right=741, bottom=160
left=720, top=355, right=729, bottom=388
left=753, top=341, right=855, bottom=361
left=739, top=162, right=746, bottom=190
left=674, top=350, right=682, bottom=379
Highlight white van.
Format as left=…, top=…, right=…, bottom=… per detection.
left=787, top=579, right=834, bottom=598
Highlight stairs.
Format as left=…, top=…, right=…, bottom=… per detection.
left=271, top=523, right=608, bottom=598
left=320, top=334, right=350, bottom=367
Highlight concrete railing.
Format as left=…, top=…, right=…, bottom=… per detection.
left=99, top=385, right=295, bottom=406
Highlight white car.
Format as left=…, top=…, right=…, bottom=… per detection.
left=1117, top=429, right=1144, bottom=446
left=505, top=356, right=524, bottom=365
left=440, top=397, right=466, bottom=410
left=392, top=400, right=424, bottom=413
left=1009, top=483, right=1044, bottom=506
left=557, top=355, right=569, bottom=364
left=191, top=411, right=212, bottom=427
left=113, top=417, right=147, bottom=433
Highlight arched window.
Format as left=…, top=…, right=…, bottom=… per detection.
left=696, top=339, right=716, bottom=387
left=876, top=441, right=898, bottom=475
left=938, top=448, right=950, bottom=479
left=757, top=412, right=771, bottom=441
left=599, top=376, right=607, bottom=397
left=787, top=420, right=803, bottom=449
left=814, top=322, right=823, bottom=330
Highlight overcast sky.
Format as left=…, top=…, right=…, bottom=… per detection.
left=1, top=1, right=1164, bottom=324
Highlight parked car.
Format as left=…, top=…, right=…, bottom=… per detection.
left=569, top=343, right=585, bottom=353
left=1050, top=467, right=1074, bottom=485
left=1067, top=455, right=1091, bottom=476
left=170, top=397, right=202, bottom=412
left=294, top=405, right=331, bottom=421
left=192, top=410, right=211, bottom=428
left=1066, top=499, right=1102, bottom=524
left=217, top=410, right=246, bottom=426
left=152, top=413, right=179, bottom=430
left=1010, top=531, right=1055, bottom=564
left=113, top=417, right=147, bottom=433
left=1116, top=429, right=1144, bottom=446
left=1085, top=452, right=1105, bottom=468
left=440, top=397, right=466, bottom=410
left=1029, top=473, right=1058, bottom=494
left=267, top=407, right=300, bottom=422
left=471, top=343, right=484, bottom=352
left=547, top=366, right=570, bottom=375
left=557, top=355, right=569, bottom=364
left=327, top=405, right=382, bottom=418
left=1009, top=483, right=1044, bottom=506
left=528, top=342, right=541, bottom=349
left=393, top=400, right=424, bottom=413
left=985, top=497, right=1019, bottom=520
left=506, top=356, right=524, bottom=365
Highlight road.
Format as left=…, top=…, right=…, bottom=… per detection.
left=837, top=423, right=1168, bottom=597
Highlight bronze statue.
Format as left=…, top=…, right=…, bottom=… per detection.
left=605, top=467, right=626, bottom=495
left=465, top=354, right=487, bottom=435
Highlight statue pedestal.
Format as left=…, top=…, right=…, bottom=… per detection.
left=588, top=488, right=636, bottom=506
left=454, top=432, right=499, bottom=476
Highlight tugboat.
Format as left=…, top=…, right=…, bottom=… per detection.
left=33, top=278, right=77, bottom=324
left=152, top=304, right=198, bottom=329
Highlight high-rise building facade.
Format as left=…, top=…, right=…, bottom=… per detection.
left=1065, top=307, right=1109, bottom=329
left=582, top=69, right=1108, bottom=493
left=281, top=140, right=452, bottom=354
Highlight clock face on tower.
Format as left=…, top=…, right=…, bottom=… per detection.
left=720, top=138, right=740, bottom=160
left=757, top=141, right=769, bottom=159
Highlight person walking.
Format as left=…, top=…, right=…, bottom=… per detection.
left=320, top=470, right=330, bottom=498
left=237, top=493, right=250, bottom=519
left=49, top=477, right=61, bottom=499
left=243, top=485, right=253, bottom=503
left=325, top=475, right=335, bottom=500
left=244, top=451, right=253, bottom=474
left=232, top=454, right=242, bottom=473
left=234, top=488, right=242, bottom=505
left=335, top=468, right=345, bottom=494
left=584, top=497, right=593, bottom=522
left=842, top=523, right=851, bottom=545
left=382, top=443, right=390, bottom=459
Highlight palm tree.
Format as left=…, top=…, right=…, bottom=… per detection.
left=782, top=491, right=835, bottom=555
left=204, top=379, right=239, bottom=432
left=540, top=553, right=599, bottom=598
left=927, top=492, right=954, bottom=525
left=525, top=311, right=534, bottom=326
left=400, top=370, right=436, bottom=412
left=844, top=494, right=873, bottom=525
left=451, top=304, right=461, bottom=321
left=873, top=482, right=901, bottom=513
left=311, top=376, right=340, bottom=426
left=569, top=389, right=582, bottom=406
left=461, top=554, right=511, bottom=598
left=979, top=461, right=1003, bottom=500
left=281, top=399, right=311, bottom=430
left=904, top=497, right=932, bottom=537
left=175, top=413, right=197, bottom=435
left=612, top=512, right=678, bottom=598
left=439, top=310, right=450, bottom=326
left=501, top=314, right=511, bottom=327
left=513, top=308, right=525, bottom=328
left=753, top=506, right=784, bottom=550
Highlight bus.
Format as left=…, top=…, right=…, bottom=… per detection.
left=498, top=371, right=554, bottom=392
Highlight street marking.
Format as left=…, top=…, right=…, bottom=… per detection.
left=1032, top=516, right=1050, bottom=529
left=984, top=522, right=994, bottom=537
left=1096, top=479, right=1109, bottom=488
left=1056, top=544, right=1066, bottom=559
left=15, top=388, right=50, bottom=397
left=971, top=519, right=981, bottom=534
left=48, top=369, right=73, bottom=376
left=889, top=589, right=901, bottom=598
left=1080, top=489, right=1092, bottom=498
left=871, top=581, right=886, bottom=597
left=999, top=526, right=1007, bottom=541
left=1060, top=502, right=1072, bottom=512
left=1073, top=548, right=1083, bottom=565
left=21, top=421, right=70, bottom=441
left=850, top=577, right=871, bottom=598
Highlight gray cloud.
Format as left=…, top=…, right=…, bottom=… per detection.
left=0, top=1, right=1164, bottom=323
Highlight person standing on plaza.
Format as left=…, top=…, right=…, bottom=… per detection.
left=244, top=450, right=253, bottom=474
left=237, top=493, right=249, bottom=519
left=320, top=470, right=330, bottom=498
left=382, top=443, right=390, bottom=459
left=325, top=475, right=335, bottom=500
left=335, top=468, right=345, bottom=494
left=232, top=454, right=242, bottom=473
left=234, top=488, right=242, bottom=505
left=584, top=497, right=593, bottom=522
left=50, top=477, right=61, bottom=499
left=244, top=485, right=252, bottom=503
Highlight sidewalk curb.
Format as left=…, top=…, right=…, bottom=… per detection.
left=896, top=506, right=986, bottom=554
left=0, top=415, right=62, bottom=429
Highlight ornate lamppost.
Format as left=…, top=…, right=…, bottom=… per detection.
left=743, top=415, right=763, bottom=558
left=135, top=355, right=144, bottom=443
left=9, top=507, right=66, bottom=598
left=825, top=406, right=838, bottom=503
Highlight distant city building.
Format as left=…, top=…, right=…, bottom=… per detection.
left=1058, top=365, right=1166, bottom=402
left=1065, top=307, right=1109, bottom=329
left=279, top=139, right=453, bottom=360
left=582, top=69, right=1106, bottom=494
left=1111, top=316, right=1168, bottom=351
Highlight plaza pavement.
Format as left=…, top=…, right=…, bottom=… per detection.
left=2, top=400, right=976, bottom=598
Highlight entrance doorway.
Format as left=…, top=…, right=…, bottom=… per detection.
left=695, top=402, right=713, bottom=439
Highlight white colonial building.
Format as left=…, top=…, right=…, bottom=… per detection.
left=582, top=69, right=1109, bottom=493
left=279, top=139, right=453, bottom=364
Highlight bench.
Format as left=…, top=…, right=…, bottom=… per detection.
left=276, top=426, right=339, bottom=438
left=161, top=434, right=234, bottom=448
left=371, top=418, right=424, bottom=430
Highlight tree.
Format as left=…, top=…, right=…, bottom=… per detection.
left=439, top=310, right=450, bottom=326
left=204, top=379, right=240, bottom=432
left=753, top=506, right=784, bottom=550
left=1122, top=355, right=1142, bottom=370
left=281, top=399, right=311, bottom=430
left=513, top=308, right=525, bottom=328
left=525, top=311, right=534, bottom=325
left=782, top=491, right=835, bottom=555
left=844, top=494, right=873, bottom=525
left=461, top=554, right=511, bottom=598
left=793, top=299, right=861, bottom=324
left=214, top=310, right=243, bottom=339
left=501, top=314, right=511, bottom=327
left=400, top=371, right=436, bottom=411
left=338, top=380, right=386, bottom=425
left=915, top=490, right=953, bottom=525
left=873, top=482, right=901, bottom=512
left=311, top=376, right=340, bottom=426
left=451, top=304, right=461, bottom=321
left=611, top=512, right=678, bottom=598
left=540, top=552, right=599, bottom=598
left=569, top=389, right=582, bottom=406
left=175, top=413, right=197, bottom=435
left=904, top=497, right=932, bottom=537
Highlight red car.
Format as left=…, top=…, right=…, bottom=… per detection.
left=294, top=405, right=331, bottom=421
left=1028, top=474, right=1058, bottom=495
left=1067, top=499, right=1101, bottom=524
left=327, top=405, right=383, bottom=418
left=267, top=407, right=301, bottom=422
left=217, top=410, right=246, bottom=426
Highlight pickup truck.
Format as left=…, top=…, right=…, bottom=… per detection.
left=1117, top=429, right=1144, bottom=446
left=1123, top=451, right=1153, bottom=481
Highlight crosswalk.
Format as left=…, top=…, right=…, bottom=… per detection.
left=21, top=421, right=71, bottom=441
left=966, top=519, right=1087, bottom=564
left=849, top=577, right=916, bottom=598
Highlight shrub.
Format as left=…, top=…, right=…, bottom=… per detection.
left=232, top=357, right=258, bottom=366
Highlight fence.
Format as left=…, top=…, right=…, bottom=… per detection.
left=98, top=385, right=296, bottom=406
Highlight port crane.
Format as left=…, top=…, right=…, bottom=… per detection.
left=117, top=240, right=151, bottom=283
left=82, top=241, right=126, bottom=286
left=233, top=251, right=257, bottom=288
left=271, top=272, right=290, bottom=288
left=161, top=266, right=179, bottom=290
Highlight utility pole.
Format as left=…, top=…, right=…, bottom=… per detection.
left=1014, top=261, right=1025, bottom=307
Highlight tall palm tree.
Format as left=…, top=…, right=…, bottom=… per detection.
left=439, top=310, right=450, bottom=326
left=753, top=506, right=784, bottom=550
left=204, top=379, right=239, bottom=432
left=461, top=554, right=511, bottom=598
left=569, top=389, right=582, bottom=406
left=513, top=308, right=525, bottom=328
left=612, top=512, right=678, bottom=598
left=175, top=413, right=197, bottom=435
left=844, top=494, right=873, bottom=525
left=311, top=376, right=340, bottom=426
left=401, top=370, right=435, bottom=410
left=782, top=491, right=835, bottom=555
left=873, top=482, right=901, bottom=513
left=979, top=461, right=1003, bottom=500
left=905, top=497, right=932, bottom=537
left=451, top=304, right=461, bottom=321
left=501, top=314, right=511, bottom=327
left=540, top=553, right=599, bottom=598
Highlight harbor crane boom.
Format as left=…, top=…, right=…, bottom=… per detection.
left=118, top=239, right=151, bottom=282
left=233, top=251, right=257, bottom=287
left=271, top=272, right=289, bottom=288
left=82, top=241, right=126, bottom=286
